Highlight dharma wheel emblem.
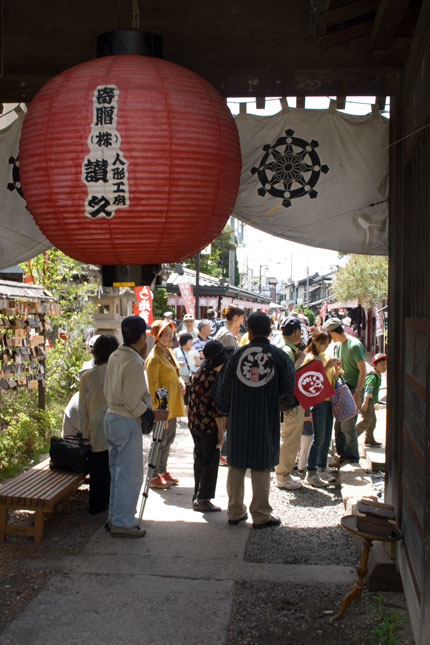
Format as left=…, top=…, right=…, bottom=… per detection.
left=251, top=128, right=329, bottom=208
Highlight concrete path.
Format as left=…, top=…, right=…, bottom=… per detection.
left=0, top=423, right=355, bottom=645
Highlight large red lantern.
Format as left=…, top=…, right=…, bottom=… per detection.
left=19, top=54, right=241, bottom=266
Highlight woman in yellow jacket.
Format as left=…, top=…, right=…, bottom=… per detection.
left=145, top=320, right=186, bottom=489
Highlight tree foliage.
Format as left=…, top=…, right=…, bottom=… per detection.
left=20, top=250, right=98, bottom=401
left=332, top=254, right=388, bottom=306
left=152, top=287, right=173, bottom=319
left=183, top=225, right=240, bottom=284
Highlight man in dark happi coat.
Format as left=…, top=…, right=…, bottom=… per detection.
left=213, top=312, right=295, bottom=529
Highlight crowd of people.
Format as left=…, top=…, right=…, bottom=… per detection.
left=63, top=305, right=387, bottom=538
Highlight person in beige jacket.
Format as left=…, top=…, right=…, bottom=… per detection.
left=79, top=334, right=118, bottom=515
left=104, top=316, right=168, bottom=538
left=145, top=319, right=186, bottom=489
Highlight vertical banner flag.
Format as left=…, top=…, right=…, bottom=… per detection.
left=374, top=304, right=384, bottom=338
left=133, top=286, right=153, bottom=326
left=232, top=105, right=389, bottom=255
left=0, top=108, right=50, bottom=269
left=178, top=282, right=195, bottom=316
left=320, top=301, right=328, bottom=319
left=294, top=358, right=334, bottom=408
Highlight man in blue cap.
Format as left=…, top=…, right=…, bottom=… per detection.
left=274, top=316, right=306, bottom=490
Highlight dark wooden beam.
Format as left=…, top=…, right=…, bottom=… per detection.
left=375, top=95, right=387, bottom=112
left=255, top=96, right=266, bottom=109
left=370, top=0, right=411, bottom=50
left=336, top=96, right=346, bottom=109
left=320, top=20, right=373, bottom=48
left=296, top=96, right=305, bottom=108
left=371, top=36, right=413, bottom=64
left=0, top=67, right=401, bottom=102
left=322, top=0, right=378, bottom=28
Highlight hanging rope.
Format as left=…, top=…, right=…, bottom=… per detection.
left=131, top=0, right=141, bottom=29
left=0, top=0, right=4, bottom=81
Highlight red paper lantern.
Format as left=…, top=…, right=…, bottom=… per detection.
left=19, top=55, right=241, bottom=266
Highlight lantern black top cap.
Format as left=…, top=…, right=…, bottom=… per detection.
left=96, top=31, right=163, bottom=58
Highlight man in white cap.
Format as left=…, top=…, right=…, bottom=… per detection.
left=181, top=313, right=198, bottom=339
left=323, top=317, right=365, bottom=465
left=342, top=316, right=353, bottom=335
left=274, top=317, right=306, bottom=490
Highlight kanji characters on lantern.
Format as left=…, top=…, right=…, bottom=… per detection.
left=82, top=84, right=129, bottom=219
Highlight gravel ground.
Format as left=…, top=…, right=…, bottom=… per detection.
left=226, top=583, right=414, bottom=644
left=229, top=471, right=415, bottom=644
left=246, top=474, right=357, bottom=566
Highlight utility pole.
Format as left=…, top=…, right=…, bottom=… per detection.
left=195, top=252, right=200, bottom=318
left=306, top=264, right=309, bottom=307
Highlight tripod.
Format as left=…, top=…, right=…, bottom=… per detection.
left=138, top=388, right=169, bottom=525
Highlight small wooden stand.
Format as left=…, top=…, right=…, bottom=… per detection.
left=330, top=514, right=403, bottom=623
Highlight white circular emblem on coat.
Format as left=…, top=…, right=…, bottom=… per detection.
left=236, top=346, right=275, bottom=387
left=297, top=371, right=324, bottom=397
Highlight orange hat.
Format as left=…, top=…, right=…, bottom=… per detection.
left=151, top=319, right=175, bottom=342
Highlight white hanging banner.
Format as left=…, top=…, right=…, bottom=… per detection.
left=232, top=106, right=389, bottom=255
left=0, top=109, right=51, bottom=270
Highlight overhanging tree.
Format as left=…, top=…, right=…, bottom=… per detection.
left=331, top=254, right=388, bottom=307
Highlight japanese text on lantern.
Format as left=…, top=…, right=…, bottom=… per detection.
left=81, top=85, right=129, bottom=219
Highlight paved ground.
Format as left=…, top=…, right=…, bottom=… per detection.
left=1, top=402, right=411, bottom=645
left=0, top=420, right=358, bottom=645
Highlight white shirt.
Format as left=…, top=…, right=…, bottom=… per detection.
left=174, top=346, right=200, bottom=376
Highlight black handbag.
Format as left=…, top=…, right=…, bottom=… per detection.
left=49, top=434, right=91, bottom=473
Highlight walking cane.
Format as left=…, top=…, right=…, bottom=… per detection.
left=138, top=387, right=169, bottom=525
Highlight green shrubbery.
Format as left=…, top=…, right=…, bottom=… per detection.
left=0, top=389, right=60, bottom=478
left=0, top=250, right=96, bottom=481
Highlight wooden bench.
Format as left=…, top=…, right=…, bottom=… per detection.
left=0, top=458, right=85, bottom=543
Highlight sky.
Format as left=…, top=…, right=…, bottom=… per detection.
left=227, top=96, right=390, bottom=284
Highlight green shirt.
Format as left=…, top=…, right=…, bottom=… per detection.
left=334, top=337, right=365, bottom=388
left=364, top=371, right=381, bottom=403
left=283, top=338, right=297, bottom=366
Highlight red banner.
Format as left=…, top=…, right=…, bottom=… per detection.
left=294, top=358, right=334, bottom=409
left=178, top=282, right=195, bottom=316
left=133, top=286, right=153, bottom=326
left=320, top=301, right=327, bottom=319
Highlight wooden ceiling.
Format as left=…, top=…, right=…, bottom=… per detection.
left=0, top=0, right=422, bottom=103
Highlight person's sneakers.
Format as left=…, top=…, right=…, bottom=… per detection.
left=228, top=513, right=248, bottom=525
left=110, top=525, right=146, bottom=538
left=219, top=455, right=228, bottom=466
left=317, top=467, right=337, bottom=482
left=364, top=440, right=382, bottom=447
left=297, top=468, right=307, bottom=477
left=193, top=499, right=221, bottom=512
left=150, top=474, right=172, bottom=489
left=305, top=472, right=328, bottom=487
left=161, top=471, right=179, bottom=485
left=252, top=515, right=281, bottom=530
left=275, top=475, right=303, bottom=490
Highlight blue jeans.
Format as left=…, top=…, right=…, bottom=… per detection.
left=307, top=401, right=333, bottom=472
left=334, top=414, right=360, bottom=462
left=104, top=411, right=143, bottom=528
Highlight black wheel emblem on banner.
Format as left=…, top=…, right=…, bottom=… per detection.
left=251, top=129, right=329, bottom=208
left=7, top=155, right=25, bottom=201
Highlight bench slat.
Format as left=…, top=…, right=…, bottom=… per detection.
left=0, top=458, right=86, bottom=543
left=1, top=469, right=80, bottom=503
